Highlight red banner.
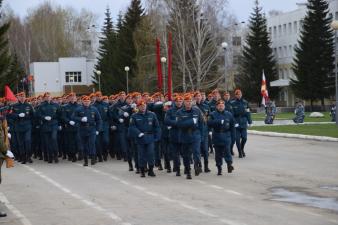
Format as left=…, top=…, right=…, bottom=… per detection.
left=4, top=85, right=16, bottom=101
left=167, top=32, right=173, bottom=101
left=156, top=38, right=163, bottom=92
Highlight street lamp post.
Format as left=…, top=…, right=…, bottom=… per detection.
left=96, top=70, right=102, bottom=92
left=161, top=57, right=167, bottom=94
left=221, top=42, right=228, bottom=91
left=331, top=20, right=338, bottom=125
left=124, top=66, right=130, bottom=94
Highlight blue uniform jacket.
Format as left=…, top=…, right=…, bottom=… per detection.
left=93, top=101, right=110, bottom=131
left=128, top=110, right=161, bottom=145
left=196, top=102, right=210, bottom=137
left=72, top=105, right=102, bottom=136
left=10, top=102, right=34, bottom=132
left=37, top=101, right=60, bottom=132
left=176, top=106, right=203, bottom=144
left=62, top=102, right=80, bottom=132
left=164, top=105, right=182, bottom=143
left=207, top=110, right=235, bottom=146
left=231, top=98, right=252, bottom=129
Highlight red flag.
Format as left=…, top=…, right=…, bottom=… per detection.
left=167, top=32, right=173, bottom=101
left=5, top=85, right=16, bottom=102
left=261, top=70, right=269, bottom=106
left=156, top=38, right=163, bottom=92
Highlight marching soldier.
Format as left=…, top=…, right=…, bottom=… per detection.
left=128, top=100, right=161, bottom=178
left=10, top=92, right=34, bottom=164
left=37, top=92, right=61, bottom=163
left=231, top=89, right=252, bottom=158
left=72, top=96, right=102, bottom=166
left=176, top=95, right=204, bottom=179
left=208, top=100, right=235, bottom=175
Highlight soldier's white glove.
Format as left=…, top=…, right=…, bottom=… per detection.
left=235, top=123, right=239, bottom=128
left=58, top=126, right=62, bottom=131
left=123, top=112, right=129, bottom=118
left=138, top=133, right=144, bottom=138
left=19, top=113, right=25, bottom=118
left=167, top=126, right=172, bottom=130
left=208, top=131, right=212, bottom=136
left=7, top=126, right=10, bottom=131
left=96, top=131, right=99, bottom=135
left=45, top=116, right=52, bottom=121
left=81, top=117, right=88, bottom=122
left=164, top=101, right=172, bottom=107
left=246, top=108, right=250, bottom=112
left=221, top=119, right=224, bottom=124
left=193, top=118, right=198, bottom=124
left=131, top=103, right=137, bottom=109
left=248, top=123, right=253, bottom=127
left=155, top=101, right=163, bottom=105
left=111, top=125, right=117, bottom=131
left=119, top=118, right=124, bottom=123
left=69, top=121, right=75, bottom=126
left=6, top=150, right=14, bottom=159
left=7, top=133, right=11, bottom=139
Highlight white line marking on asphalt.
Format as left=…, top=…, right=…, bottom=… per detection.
left=194, top=180, right=244, bottom=196
left=23, top=165, right=131, bottom=225
left=208, top=184, right=223, bottom=190
left=76, top=164, right=245, bottom=225
left=224, top=190, right=243, bottom=196
left=0, top=192, right=33, bottom=225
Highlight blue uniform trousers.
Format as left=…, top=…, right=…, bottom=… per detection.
left=42, top=130, right=58, bottom=160
left=137, top=143, right=155, bottom=168
left=80, top=133, right=96, bottom=158
left=235, top=128, right=247, bottom=153
left=16, top=129, right=32, bottom=159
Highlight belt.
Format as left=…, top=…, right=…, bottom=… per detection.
left=214, top=129, right=229, bottom=133
left=144, top=132, right=153, bottom=134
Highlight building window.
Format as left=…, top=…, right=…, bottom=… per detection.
left=273, top=26, right=277, bottom=37
left=279, top=47, right=282, bottom=58
left=294, top=21, right=298, bottom=33
left=289, top=45, right=293, bottom=56
left=288, top=23, right=292, bottom=34
left=336, top=12, right=338, bottom=20
left=232, top=36, right=242, bottom=46
left=65, top=72, right=82, bottom=83
left=299, top=20, right=304, bottom=31
left=278, top=25, right=282, bottom=36
left=283, top=24, right=287, bottom=35
left=284, top=46, right=288, bottom=57
left=233, top=55, right=241, bottom=65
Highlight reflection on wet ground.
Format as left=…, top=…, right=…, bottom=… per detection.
left=271, top=187, right=338, bottom=212
left=320, top=186, right=338, bottom=191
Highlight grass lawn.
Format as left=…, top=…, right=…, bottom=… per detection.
left=249, top=124, right=338, bottom=138
left=251, top=112, right=332, bottom=122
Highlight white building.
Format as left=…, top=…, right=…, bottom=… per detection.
left=267, top=0, right=338, bottom=107
left=30, top=57, right=98, bottom=96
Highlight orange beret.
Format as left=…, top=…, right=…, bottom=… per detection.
left=89, top=93, right=95, bottom=98
left=95, top=91, right=102, bottom=97
left=68, top=92, right=76, bottom=97
left=16, top=92, right=26, bottom=97
left=235, top=89, right=242, bottom=95
left=184, top=95, right=192, bottom=101
left=193, top=91, right=201, bottom=97
left=82, top=96, right=90, bottom=101
left=216, top=100, right=225, bottom=105
left=43, top=92, right=51, bottom=98
left=119, top=91, right=126, bottom=96
left=142, top=92, right=149, bottom=97
left=137, top=100, right=146, bottom=107
left=102, top=96, right=108, bottom=100
left=212, top=89, right=219, bottom=94
left=174, top=96, right=183, bottom=101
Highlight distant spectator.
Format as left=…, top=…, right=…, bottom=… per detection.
left=293, top=101, right=305, bottom=124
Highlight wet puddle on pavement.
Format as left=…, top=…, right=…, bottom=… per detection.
left=270, top=187, right=338, bottom=212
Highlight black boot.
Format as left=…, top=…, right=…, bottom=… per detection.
left=54, top=155, right=59, bottom=163
left=148, top=166, right=156, bottom=177
left=83, top=157, right=88, bottom=166
left=98, top=155, right=103, bottom=162
left=166, top=163, right=172, bottom=173
left=91, top=156, right=96, bottom=165
left=103, top=153, right=108, bottom=161
left=140, top=168, right=146, bottom=177
left=227, top=162, right=234, bottom=173
left=217, top=166, right=222, bottom=176
left=176, top=167, right=181, bottom=176
left=204, top=160, right=211, bottom=173
left=186, top=168, right=192, bottom=179
left=158, top=162, right=163, bottom=171
left=194, top=163, right=201, bottom=176
left=0, top=211, right=7, bottom=217
left=72, top=154, right=77, bottom=162
left=128, top=160, right=134, bottom=171
left=241, top=141, right=246, bottom=157
left=136, top=167, right=140, bottom=174
left=21, top=154, right=26, bottom=164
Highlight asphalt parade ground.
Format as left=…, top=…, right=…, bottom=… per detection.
left=0, top=135, right=338, bottom=225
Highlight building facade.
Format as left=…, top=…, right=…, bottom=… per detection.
left=267, top=0, right=338, bottom=107
left=30, top=57, right=98, bottom=96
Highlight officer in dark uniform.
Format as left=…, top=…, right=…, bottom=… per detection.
left=176, top=95, right=204, bottom=179
left=72, top=96, right=102, bottom=166
left=61, top=93, right=80, bottom=162
left=231, top=89, right=252, bottom=158
left=10, top=92, right=34, bottom=164
left=128, top=100, right=161, bottom=178
left=164, top=96, right=184, bottom=176
left=93, top=92, right=110, bottom=162
left=194, top=91, right=211, bottom=173
left=208, top=100, right=235, bottom=175
left=37, top=92, right=61, bottom=163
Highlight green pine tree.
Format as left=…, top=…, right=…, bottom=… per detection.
left=239, top=0, right=278, bottom=105
left=95, top=7, right=117, bottom=94
left=0, top=0, right=14, bottom=95
left=290, top=0, right=334, bottom=110
left=117, top=0, right=144, bottom=92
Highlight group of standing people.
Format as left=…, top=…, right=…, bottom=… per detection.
left=0, top=88, right=252, bottom=180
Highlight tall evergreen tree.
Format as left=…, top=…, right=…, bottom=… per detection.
left=239, top=0, right=278, bottom=104
left=117, top=0, right=144, bottom=92
left=95, top=7, right=117, bottom=94
left=0, top=0, right=14, bottom=95
left=290, top=0, right=334, bottom=109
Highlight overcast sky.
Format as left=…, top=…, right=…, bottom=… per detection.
left=4, top=0, right=304, bottom=25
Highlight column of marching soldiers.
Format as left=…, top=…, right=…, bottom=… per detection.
left=2, top=88, right=252, bottom=179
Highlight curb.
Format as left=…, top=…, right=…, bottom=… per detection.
left=248, top=130, right=338, bottom=142
left=252, top=122, right=335, bottom=126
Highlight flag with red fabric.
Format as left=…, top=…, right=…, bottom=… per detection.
left=4, top=85, right=16, bottom=102
left=261, top=70, right=269, bottom=106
